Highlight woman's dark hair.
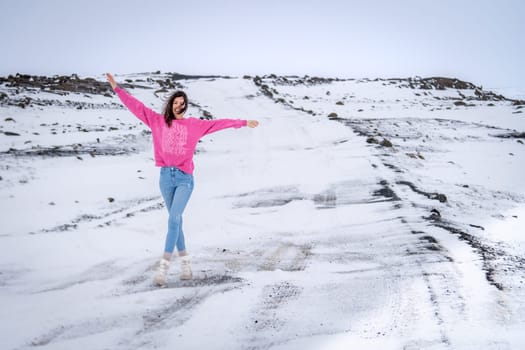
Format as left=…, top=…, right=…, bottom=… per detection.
left=163, top=90, right=188, bottom=127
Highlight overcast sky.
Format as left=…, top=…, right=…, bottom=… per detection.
left=1, top=0, right=523, bottom=89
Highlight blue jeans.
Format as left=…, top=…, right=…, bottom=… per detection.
left=159, top=167, right=194, bottom=254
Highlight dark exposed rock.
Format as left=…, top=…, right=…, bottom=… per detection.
left=492, top=132, right=525, bottom=139
left=397, top=181, right=447, bottom=203
left=429, top=208, right=441, bottom=220
left=420, top=235, right=438, bottom=244
left=3, top=131, right=20, bottom=136
left=262, top=75, right=341, bottom=87
left=427, top=221, right=525, bottom=291
left=202, top=110, right=213, bottom=120
left=380, top=138, right=393, bottom=147
left=454, top=100, right=476, bottom=107
left=406, top=152, right=425, bottom=160
left=382, top=162, right=404, bottom=173
left=382, top=76, right=517, bottom=103
left=412, top=77, right=477, bottom=90
left=1, top=140, right=140, bottom=158
left=474, top=88, right=506, bottom=101
left=166, top=72, right=231, bottom=81
left=373, top=180, right=400, bottom=201
left=0, top=73, right=114, bottom=96
left=1, top=94, right=124, bottom=110
left=0, top=72, right=229, bottom=108
left=256, top=83, right=274, bottom=99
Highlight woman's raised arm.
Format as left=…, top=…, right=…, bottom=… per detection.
left=106, top=72, right=118, bottom=90
left=106, top=72, right=158, bottom=127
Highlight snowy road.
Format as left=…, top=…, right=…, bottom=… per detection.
left=1, top=74, right=524, bottom=349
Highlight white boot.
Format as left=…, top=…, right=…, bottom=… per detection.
left=154, top=258, right=170, bottom=286
left=180, top=255, right=192, bottom=280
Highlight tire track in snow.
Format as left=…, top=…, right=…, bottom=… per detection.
left=7, top=196, right=164, bottom=237
left=258, top=242, right=312, bottom=272
left=243, top=281, right=304, bottom=350
left=254, top=78, right=470, bottom=346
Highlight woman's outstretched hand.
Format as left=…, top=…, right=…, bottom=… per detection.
left=106, top=72, right=117, bottom=90
left=247, top=120, right=259, bottom=128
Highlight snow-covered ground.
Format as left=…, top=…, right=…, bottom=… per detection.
left=1, top=73, right=524, bottom=349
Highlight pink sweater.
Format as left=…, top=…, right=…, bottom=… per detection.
left=115, top=87, right=247, bottom=174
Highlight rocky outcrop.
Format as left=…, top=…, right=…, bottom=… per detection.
left=0, top=73, right=115, bottom=96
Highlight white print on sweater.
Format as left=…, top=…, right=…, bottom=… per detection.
left=162, top=123, right=188, bottom=156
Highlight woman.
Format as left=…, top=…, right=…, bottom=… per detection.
left=106, top=73, right=259, bottom=286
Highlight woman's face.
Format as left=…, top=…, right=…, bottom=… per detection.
left=172, top=96, right=186, bottom=117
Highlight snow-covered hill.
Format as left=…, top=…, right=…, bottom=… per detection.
left=1, top=72, right=524, bottom=349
